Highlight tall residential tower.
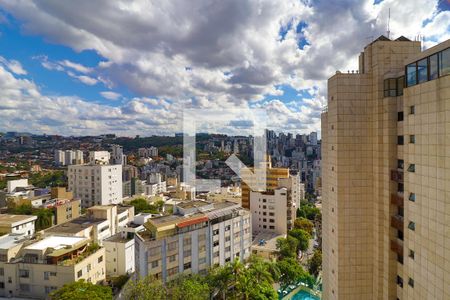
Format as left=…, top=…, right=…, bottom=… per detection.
left=322, top=36, right=450, bottom=299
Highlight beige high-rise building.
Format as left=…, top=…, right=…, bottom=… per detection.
left=322, top=36, right=450, bottom=300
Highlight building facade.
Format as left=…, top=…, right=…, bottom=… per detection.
left=0, top=235, right=105, bottom=299
left=68, top=164, right=123, bottom=208
left=322, top=36, right=450, bottom=299
left=135, top=200, right=251, bottom=282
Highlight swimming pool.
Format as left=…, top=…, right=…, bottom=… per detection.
left=291, top=290, right=320, bottom=300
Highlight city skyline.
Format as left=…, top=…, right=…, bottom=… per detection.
left=0, top=1, right=449, bottom=136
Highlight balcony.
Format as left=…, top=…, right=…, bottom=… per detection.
left=391, top=215, right=404, bottom=230
left=391, top=170, right=404, bottom=182
left=390, top=239, right=403, bottom=256
left=390, top=193, right=404, bottom=207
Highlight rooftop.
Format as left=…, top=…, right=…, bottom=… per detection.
left=252, top=232, right=286, bottom=252
left=45, top=216, right=106, bottom=234
left=104, top=232, right=132, bottom=243
left=0, top=233, right=28, bottom=250
left=0, top=214, right=37, bottom=226
left=176, top=200, right=211, bottom=209
left=25, top=235, right=87, bottom=251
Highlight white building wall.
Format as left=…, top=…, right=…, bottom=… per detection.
left=68, top=164, right=122, bottom=208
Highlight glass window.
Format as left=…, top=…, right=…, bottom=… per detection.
left=417, top=58, right=428, bottom=83
left=397, top=136, right=404, bottom=145
left=410, top=135, right=415, bottom=144
left=410, top=105, right=415, bottom=115
left=406, top=63, right=417, bottom=86
left=397, top=112, right=404, bottom=121
left=397, top=76, right=404, bottom=95
left=408, top=278, right=414, bottom=287
left=439, top=48, right=450, bottom=76
left=407, top=164, right=415, bottom=172
left=409, top=193, right=416, bottom=202
left=397, top=159, right=404, bottom=170
left=409, top=249, right=415, bottom=259
left=408, top=221, right=415, bottom=231
left=429, top=54, right=439, bottom=80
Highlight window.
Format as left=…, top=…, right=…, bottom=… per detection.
left=398, top=183, right=404, bottom=193
left=0, top=282, right=4, bottom=289
left=409, top=135, right=415, bottom=144
left=397, top=275, right=403, bottom=288
left=19, top=284, right=30, bottom=292
left=397, top=254, right=403, bottom=264
left=408, top=221, right=415, bottom=231
left=408, top=278, right=414, bottom=288
left=19, top=269, right=29, bottom=278
left=409, top=249, right=415, bottom=259
left=397, top=111, right=404, bottom=121
left=151, top=260, right=159, bottom=268
left=410, top=105, right=415, bottom=114
left=45, top=286, right=57, bottom=294
left=213, top=229, right=219, bottom=236
left=397, top=159, right=404, bottom=170
left=183, top=262, right=191, bottom=270
left=183, top=250, right=191, bottom=257
left=417, top=58, right=428, bottom=83
left=98, top=256, right=103, bottom=263
left=409, top=193, right=416, bottom=202
left=406, top=62, right=417, bottom=86
left=269, top=212, right=274, bottom=216
left=77, top=270, right=82, bottom=278
left=213, top=241, right=219, bottom=247
left=439, top=48, right=450, bottom=76
left=407, top=164, right=415, bottom=172
left=397, top=136, right=404, bottom=145
left=384, top=78, right=397, bottom=97
left=429, top=53, right=439, bottom=80
left=269, top=226, right=275, bottom=229
left=168, top=255, right=177, bottom=262
left=398, top=230, right=404, bottom=241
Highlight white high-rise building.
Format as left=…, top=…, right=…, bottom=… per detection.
left=65, top=150, right=75, bottom=166
left=89, top=151, right=111, bottom=165
left=54, top=150, right=65, bottom=166
left=68, top=164, right=123, bottom=207
left=75, top=150, right=84, bottom=164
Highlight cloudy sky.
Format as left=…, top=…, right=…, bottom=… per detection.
left=0, top=0, right=449, bottom=137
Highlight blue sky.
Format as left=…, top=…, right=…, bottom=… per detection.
left=0, top=1, right=448, bottom=136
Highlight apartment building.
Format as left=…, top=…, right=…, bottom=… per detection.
left=88, top=151, right=111, bottom=165
left=135, top=200, right=251, bottom=282
left=0, top=215, right=37, bottom=236
left=0, top=234, right=105, bottom=299
left=68, top=164, right=122, bottom=207
left=103, top=231, right=135, bottom=277
left=321, top=36, right=450, bottom=300
left=111, top=144, right=126, bottom=165
left=54, top=150, right=83, bottom=166
left=241, top=159, right=289, bottom=209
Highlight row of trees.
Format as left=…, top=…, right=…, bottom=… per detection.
left=50, top=255, right=314, bottom=300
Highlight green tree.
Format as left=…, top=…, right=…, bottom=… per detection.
left=308, top=249, right=322, bottom=277
left=124, top=275, right=167, bottom=300
left=276, top=235, right=299, bottom=259
left=129, top=198, right=151, bottom=214
left=49, top=280, right=112, bottom=300
left=288, top=228, right=311, bottom=252
left=276, top=258, right=314, bottom=287
left=167, top=274, right=209, bottom=300
left=293, top=217, right=314, bottom=236
left=33, top=208, right=54, bottom=230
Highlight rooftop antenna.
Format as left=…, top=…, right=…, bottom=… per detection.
left=387, top=8, right=391, bottom=39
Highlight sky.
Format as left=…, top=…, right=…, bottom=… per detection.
left=0, top=0, right=449, bottom=137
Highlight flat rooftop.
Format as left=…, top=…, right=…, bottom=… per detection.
left=104, top=233, right=132, bottom=243
left=0, top=214, right=37, bottom=226
left=176, top=200, right=210, bottom=209
left=0, top=233, right=28, bottom=250
left=25, top=236, right=87, bottom=251
left=45, top=216, right=106, bottom=234
left=252, top=232, right=286, bottom=252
